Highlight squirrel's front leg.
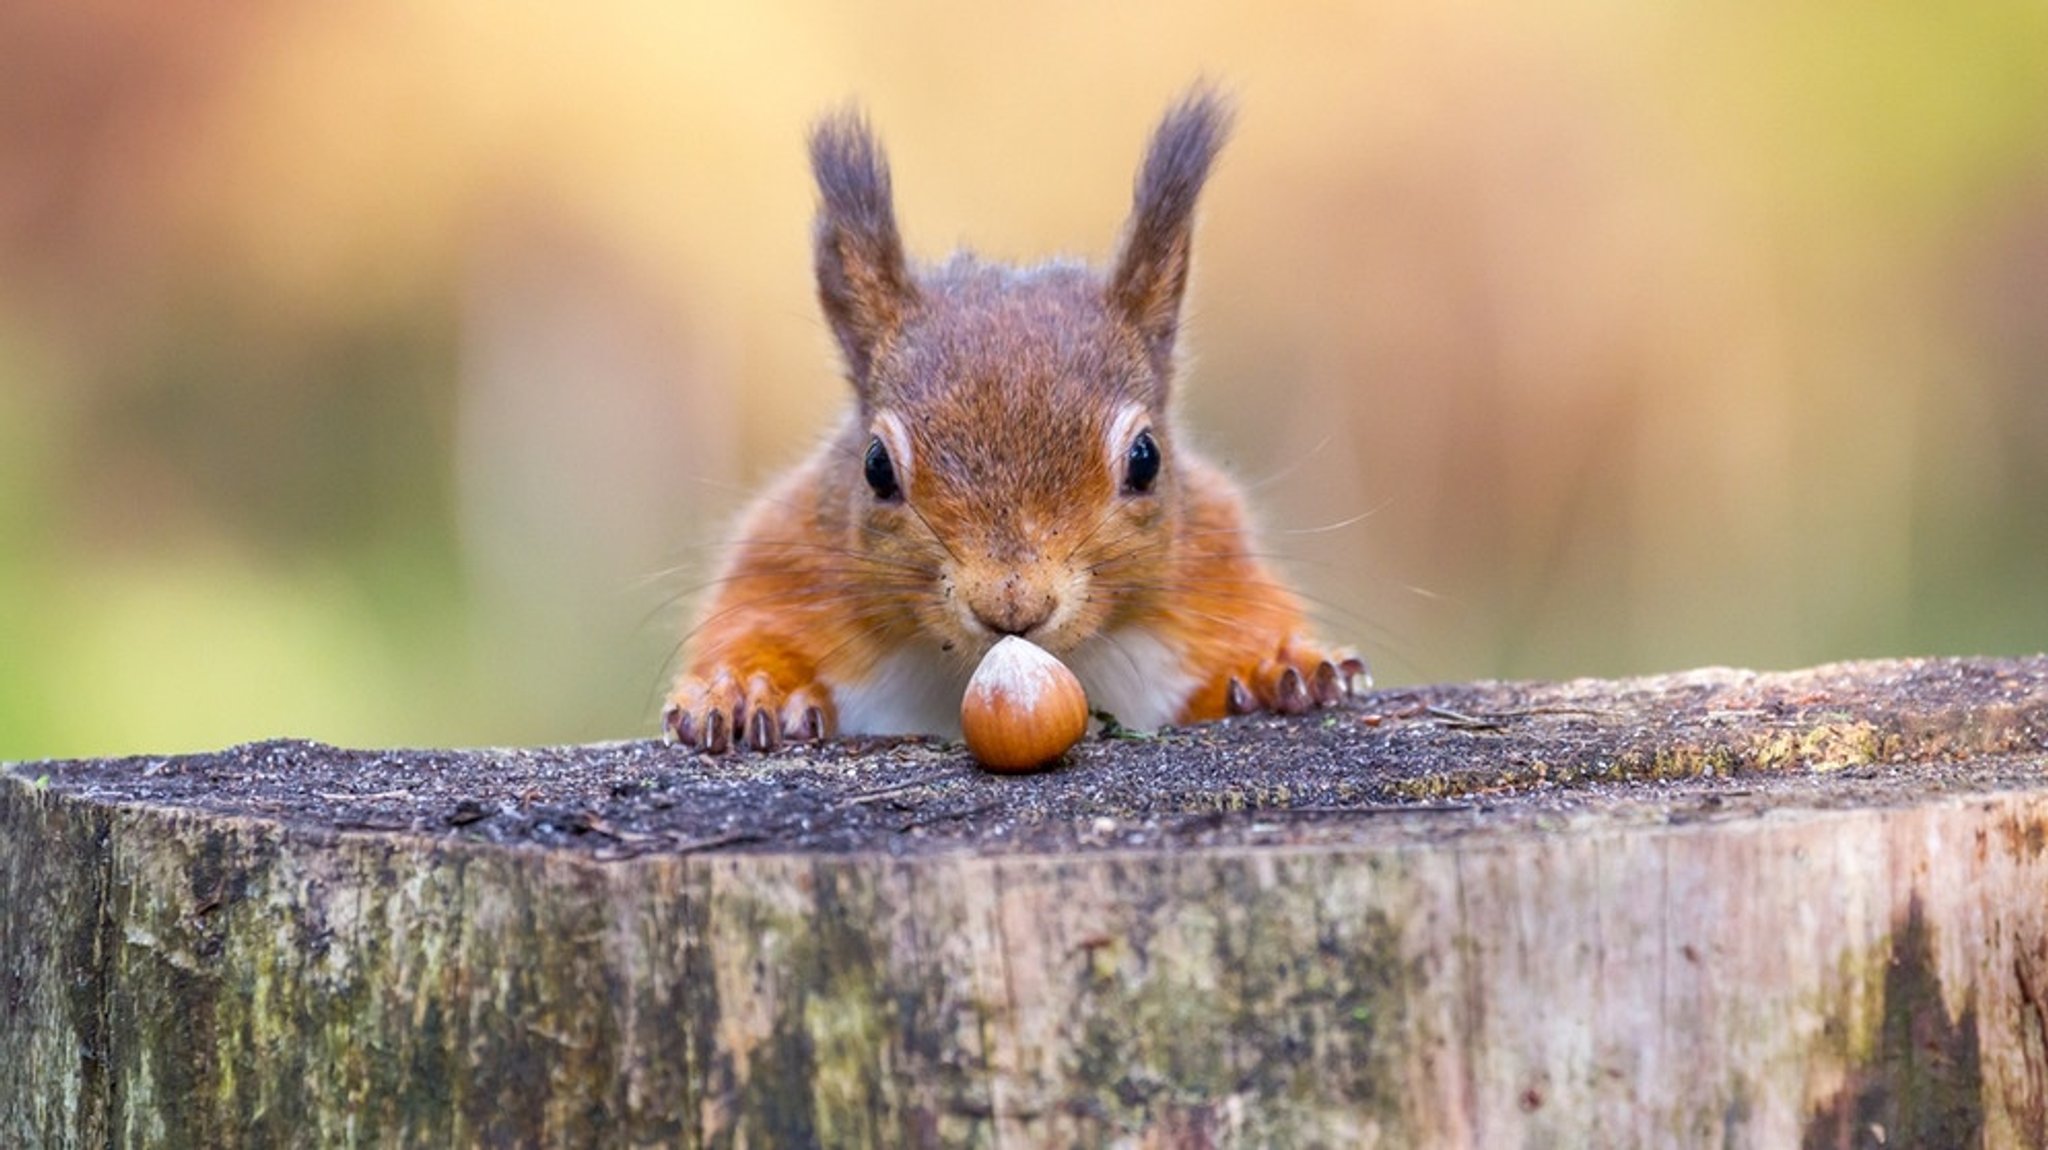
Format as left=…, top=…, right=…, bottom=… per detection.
left=663, top=636, right=836, bottom=753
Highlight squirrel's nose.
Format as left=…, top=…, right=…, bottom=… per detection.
left=970, top=574, right=1055, bottom=638
left=973, top=598, right=1054, bottom=638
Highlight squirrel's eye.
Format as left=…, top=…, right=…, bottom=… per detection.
left=1123, top=428, right=1161, bottom=494
left=863, top=437, right=901, bottom=501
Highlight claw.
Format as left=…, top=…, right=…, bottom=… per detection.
left=747, top=707, right=778, bottom=752
left=1226, top=676, right=1257, bottom=715
left=1340, top=656, right=1370, bottom=694
left=702, top=708, right=731, bottom=754
left=670, top=667, right=831, bottom=754
left=1275, top=666, right=1310, bottom=714
left=1311, top=660, right=1343, bottom=706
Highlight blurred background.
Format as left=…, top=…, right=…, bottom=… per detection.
left=3, top=3, right=2045, bottom=759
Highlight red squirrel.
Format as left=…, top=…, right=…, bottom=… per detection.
left=664, top=90, right=1364, bottom=753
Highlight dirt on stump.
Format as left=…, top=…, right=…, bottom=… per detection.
left=10, top=656, right=2046, bottom=859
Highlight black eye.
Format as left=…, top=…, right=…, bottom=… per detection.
left=1123, top=428, right=1161, bottom=494
left=863, top=437, right=901, bottom=502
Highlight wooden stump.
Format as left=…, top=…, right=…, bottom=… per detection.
left=5, top=656, right=2048, bottom=1147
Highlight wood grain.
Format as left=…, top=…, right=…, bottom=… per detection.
left=5, top=657, right=2047, bottom=1146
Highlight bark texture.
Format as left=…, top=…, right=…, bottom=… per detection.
left=5, top=656, right=2048, bottom=1147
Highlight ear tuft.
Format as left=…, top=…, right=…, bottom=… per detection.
left=810, top=108, right=918, bottom=393
left=1108, top=87, right=1234, bottom=379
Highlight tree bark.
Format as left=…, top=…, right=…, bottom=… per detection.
left=5, top=656, right=2047, bottom=1147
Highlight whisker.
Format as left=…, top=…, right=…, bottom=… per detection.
left=672, top=448, right=941, bottom=554
left=1087, top=627, right=1157, bottom=700
left=627, top=560, right=718, bottom=593
left=1095, top=580, right=1408, bottom=689
left=664, top=580, right=914, bottom=658
left=1091, top=576, right=1371, bottom=635
left=640, top=566, right=932, bottom=625
left=744, top=540, right=938, bottom=579
left=1238, top=433, right=1336, bottom=494
left=1262, top=502, right=1390, bottom=537
left=1058, top=499, right=1130, bottom=567
left=652, top=583, right=926, bottom=706
left=897, top=501, right=960, bottom=566
left=642, top=626, right=693, bottom=720
left=807, top=609, right=920, bottom=678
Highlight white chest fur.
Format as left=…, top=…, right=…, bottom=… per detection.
left=833, top=627, right=1197, bottom=739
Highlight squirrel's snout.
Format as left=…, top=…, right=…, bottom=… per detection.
left=961, top=569, right=1058, bottom=640
left=972, top=589, right=1055, bottom=638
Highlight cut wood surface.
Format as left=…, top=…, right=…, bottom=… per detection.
left=5, top=656, right=2048, bottom=1147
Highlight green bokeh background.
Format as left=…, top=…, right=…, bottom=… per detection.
left=4, top=3, right=2046, bottom=759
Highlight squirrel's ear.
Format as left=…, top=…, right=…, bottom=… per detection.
left=810, top=109, right=917, bottom=394
left=1108, top=88, right=1233, bottom=381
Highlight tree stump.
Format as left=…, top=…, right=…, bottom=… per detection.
left=5, top=656, right=2048, bottom=1147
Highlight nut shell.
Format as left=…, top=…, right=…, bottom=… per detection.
left=961, top=637, right=1090, bottom=772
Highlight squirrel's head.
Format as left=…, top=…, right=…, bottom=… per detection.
left=807, top=90, right=1232, bottom=659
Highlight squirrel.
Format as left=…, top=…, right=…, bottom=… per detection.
left=663, top=89, right=1365, bottom=753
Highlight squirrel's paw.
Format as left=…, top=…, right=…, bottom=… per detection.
left=663, top=669, right=834, bottom=753
left=1224, top=640, right=1370, bottom=717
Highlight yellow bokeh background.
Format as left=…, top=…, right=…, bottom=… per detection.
left=4, top=3, right=2046, bottom=758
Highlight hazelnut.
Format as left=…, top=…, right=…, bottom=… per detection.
left=961, top=636, right=1089, bottom=772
